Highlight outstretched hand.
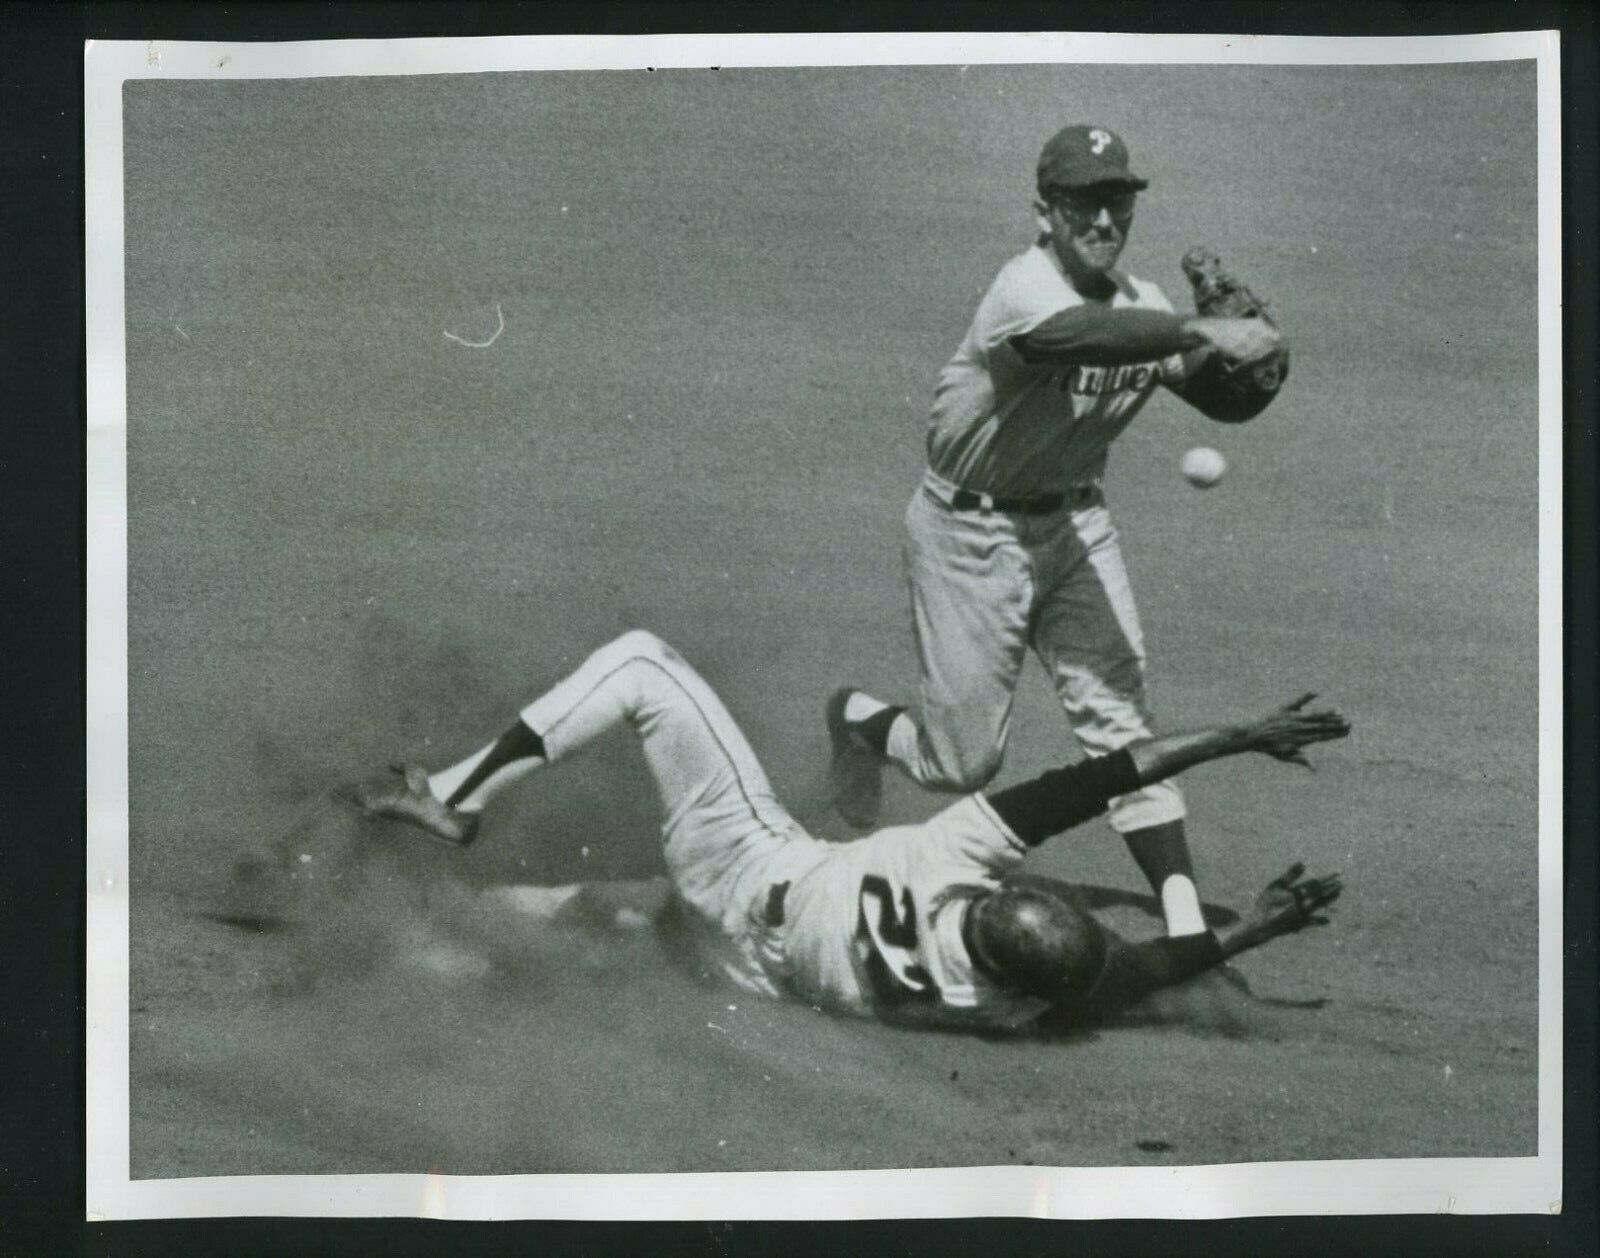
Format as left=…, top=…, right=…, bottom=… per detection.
left=1247, top=863, right=1342, bottom=942
left=1187, top=315, right=1283, bottom=366
left=1246, top=693, right=1351, bottom=768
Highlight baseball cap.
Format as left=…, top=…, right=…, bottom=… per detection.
left=964, top=884, right=1109, bottom=999
left=1036, top=125, right=1149, bottom=195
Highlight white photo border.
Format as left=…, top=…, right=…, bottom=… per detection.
left=84, top=29, right=1564, bottom=1221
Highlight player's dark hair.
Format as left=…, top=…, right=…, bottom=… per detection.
left=962, top=885, right=1108, bottom=1001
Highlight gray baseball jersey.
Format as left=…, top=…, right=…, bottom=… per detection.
left=926, top=243, right=1186, bottom=499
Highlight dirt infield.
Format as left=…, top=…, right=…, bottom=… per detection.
left=120, top=61, right=1540, bottom=1175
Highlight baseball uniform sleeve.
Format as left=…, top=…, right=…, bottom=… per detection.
left=1065, top=930, right=1226, bottom=1020
left=902, top=795, right=1031, bottom=883
left=1008, top=306, right=1197, bottom=366
left=990, top=263, right=1196, bottom=370
left=984, top=748, right=1142, bottom=847
left=970, top=255, right=1077, bottom=352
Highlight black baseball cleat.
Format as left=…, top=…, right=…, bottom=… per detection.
left=826, top=687, right=885, bottom=829
left=357, top=764, right=479, bottom=848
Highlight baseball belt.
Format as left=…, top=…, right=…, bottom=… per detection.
left=950, top=486, right=1096, bottom=515
left=764, top=881, right=790, bottom=927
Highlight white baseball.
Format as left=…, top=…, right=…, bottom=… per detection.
left=1180, top=446, right=1227, bottom=489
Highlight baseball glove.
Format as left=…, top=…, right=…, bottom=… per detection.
left=1182, top=246, right=1289, bottom=397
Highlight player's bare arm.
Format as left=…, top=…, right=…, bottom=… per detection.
left=962, top=697, right=1349, bottom=869
left=923, top=692, right=1347, bottom=1022
left=953, top=853, right=1342, bottom=1024
left=1124, top=693, right=1351, bottom=785
left=1061, top=863, right=1343, bottom=1020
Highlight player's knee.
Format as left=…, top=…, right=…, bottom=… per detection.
left=1107, top=781, right=1186, bottom=834
left=930, top=739, right=1004, bottom=792
left=611, top=628, right=672, bottom=661
left=963, top=883, right=1108, bottom=1001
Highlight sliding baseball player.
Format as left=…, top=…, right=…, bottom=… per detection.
left=358, top=630, right=1346, bottom=1030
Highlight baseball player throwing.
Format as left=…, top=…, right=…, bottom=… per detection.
left=828, top=124, right=1288, bottom=941
left=358, top=630, right=1346, bottom=1030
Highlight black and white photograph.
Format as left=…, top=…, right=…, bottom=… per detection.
left=85, top=31, right=1562, bottom=1219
